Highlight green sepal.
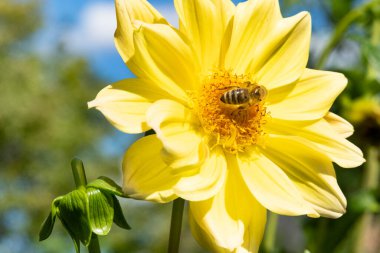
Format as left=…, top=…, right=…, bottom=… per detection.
left=39, top=212, right=55, bottom=241
left=87, top=187, right=114, bottom=235
left=39, top=196, right=62, bottom=241
left=61, top=219, right=81, bottom=253
left=112, top=195, right=131, bottom=230
left=39, top=170, right=131, bottom=251
left=60, top=219, right=81, bottom=253
left=57, top=187, right=92, bottom=247
left=87, top=176, right=124, bottom=197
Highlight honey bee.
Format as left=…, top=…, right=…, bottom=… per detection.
left=220, top=82, right=267, bottom=109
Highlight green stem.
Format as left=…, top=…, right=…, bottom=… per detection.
left=168, top=198, right=185, bottom=253
left=316, top=0, right=379, bottom=69
left=313, top=218, right=328, bottom=253
left=71, top=158, right=101, bottom=253
left=71, top=158, right=88, bottom=188
left=263, top=212, right=278, bottom=253
left=88, top=234, right=101, bottom=253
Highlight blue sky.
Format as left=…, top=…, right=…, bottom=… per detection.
left=40, top=0, right=183, bottom=82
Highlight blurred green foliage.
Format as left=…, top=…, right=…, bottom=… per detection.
left=0, top=0, right=108, bottom=205
left=0, top=0, right=41, bottom=47
left=0, top=0, right=113, bottom=252
left=284, top=1, right=380, bottom=253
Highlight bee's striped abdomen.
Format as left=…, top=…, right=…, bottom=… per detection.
left=220, top=88, right=250, bottom=105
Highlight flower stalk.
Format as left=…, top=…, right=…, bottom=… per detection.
left=263, top=212, right=279, bottom=253
left=168, top=198, right=185, bottom=253
left=71, top=158, right=88, bottom=188
left=71, top=158, right=101, bottom=253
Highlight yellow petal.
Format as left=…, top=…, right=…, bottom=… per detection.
left=224, top=0, right=281, bottom=73
left=174, top=0, right=235, bottom=70
left=130, top=22, right=200, bottom=103
left=189, top=159, right=266, bottom=252
left=146, top=99, right=208, bottom=169
left=122, top=135, right=180, bottom=203
left=324, top=112, right=354, bottom=138
left=268, top=69, right=347, bottom=120
left=88, top=78, right=166, bottom=134
left=114, top=0, right=167, bottom=63
left=262, top=135, right=347, bottom=218
left=173, top=147, right=227, bottom=201
left=254, top=12, right=311, bottom=89
left=266, top=119, right=365, bottom=168
left=238, top=149, right=319, bottom=217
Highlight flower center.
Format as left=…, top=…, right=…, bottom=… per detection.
left=195, top=71, right=268, bottom=153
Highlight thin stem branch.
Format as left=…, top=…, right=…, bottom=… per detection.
left=168, top=198, right=185, bottom=253
left=71, top=158, right=101, bottom=253
left=316, top=0, right=379, bottom=69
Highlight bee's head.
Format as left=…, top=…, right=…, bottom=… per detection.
left=250, top=86, right=267, bottom=101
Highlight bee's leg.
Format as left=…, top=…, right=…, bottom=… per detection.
left=230, top=108, right=239, bottom=119
left=231, top=106, right=249, bottom=123
left=247, top=100, right=255, bottom=107
left=247, top=104, right=260, bottom=118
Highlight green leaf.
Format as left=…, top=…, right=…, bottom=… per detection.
left=87, top=187, right=114, bottom=235
left=39, top=196, right=62, bottom=241
left=57, top=188, right=92, bottom=246
left=350, top=190, right=380, bottom=213
left=112, top=195, right=131, bottom=230
left=87, top=176, right=124, bottom=197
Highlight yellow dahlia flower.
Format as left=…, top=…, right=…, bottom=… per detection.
left=89, top=0, right=365, bottom=251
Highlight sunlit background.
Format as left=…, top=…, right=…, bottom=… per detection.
left=1, top=0, right=379, bottom=252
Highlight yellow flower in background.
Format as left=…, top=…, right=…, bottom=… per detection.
left=89, top=0, right=365, bottom=252
left=343, top=96, right=380, bottom=146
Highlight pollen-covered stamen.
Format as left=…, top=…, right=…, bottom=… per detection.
left=195, top=71, right=268, bottom=153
